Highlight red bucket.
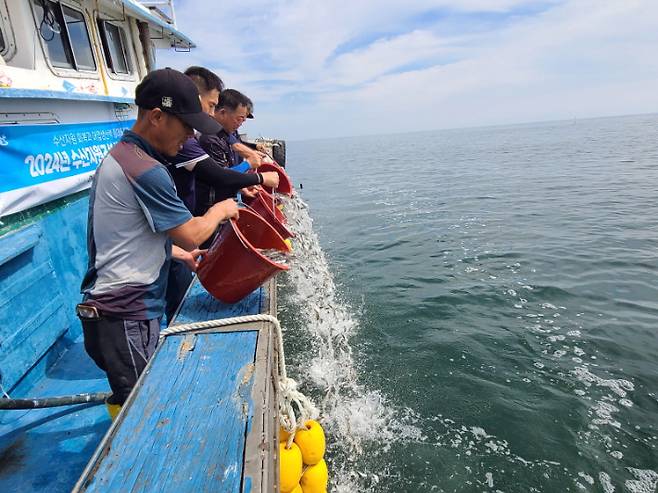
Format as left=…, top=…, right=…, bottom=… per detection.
left=197, top=208, right=291, bottom=303
left=244, top=189, right=282, bottom=211
left=255, top=162, right=293, bottom=196
left=246, top=191, right=295, bottom=240
left=258, top=189, right=287, bottom=220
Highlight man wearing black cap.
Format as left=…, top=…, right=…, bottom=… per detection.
left=78, top=68, right=239, bottom=418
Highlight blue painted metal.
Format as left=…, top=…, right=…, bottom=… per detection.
left=78, top=330, right=258, bottom=492
left=0, top=194, right=114, bottom=493
left=0, top=88, right=134, bottom=103
left=0, top=196, right=276, bottom=492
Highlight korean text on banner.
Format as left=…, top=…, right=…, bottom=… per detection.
left=0, top=120, right=135, bottom=217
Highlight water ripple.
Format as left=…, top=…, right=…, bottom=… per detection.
left=286, top=114, right=658, bottom=492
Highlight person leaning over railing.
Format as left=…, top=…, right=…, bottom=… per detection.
left=163, top=66, right=279, bottom=322
left=167, top=67, right=279, bottom=216
left=229, top=96, right=256, bottom=166
left=197, top=89, right=268, bottom=214
left=77, top=69, right=239, bottom=419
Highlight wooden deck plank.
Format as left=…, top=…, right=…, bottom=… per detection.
left=172, top=280, right=266, bottom=324
left=79, top=330, right=259, bottom=492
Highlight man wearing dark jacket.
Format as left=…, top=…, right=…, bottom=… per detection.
left=197, top=89, right=266, bottom=213
left=164, top=68, right=278, bottom=322
left=168, top=68, right=278, bottom=215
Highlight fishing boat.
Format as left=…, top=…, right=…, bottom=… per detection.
left=0, top=1, right=308, bottom=491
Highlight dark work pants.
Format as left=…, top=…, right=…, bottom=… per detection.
left=165, top=259, right=193, bottom=324
left=82, top=316, right=160, bottom=405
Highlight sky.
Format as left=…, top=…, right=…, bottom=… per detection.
left=158, top=0, right=658, bottom=141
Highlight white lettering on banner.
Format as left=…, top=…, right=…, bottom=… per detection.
left=52, top=128, right=125, bottom=148
left=25, top=144, right=112, bottom=178
left=2, top=121, right=134, bottom=218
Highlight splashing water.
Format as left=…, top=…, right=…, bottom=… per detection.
left=279, top=195, right=423, bottom=491
left=276, top=193, right=658, bottom=492
left=276, top=195, right=580, bottom=491
left=280, top=117, right=658, bottom=491
left=258, top=249, right=290, bottom=266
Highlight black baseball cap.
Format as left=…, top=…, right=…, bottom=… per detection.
left=135, top=68, right=221, bottom=134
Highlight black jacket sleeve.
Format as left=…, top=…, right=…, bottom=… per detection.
left=194, top=157, right=260, bottom=191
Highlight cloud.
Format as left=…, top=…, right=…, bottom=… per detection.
left=158, top=0, right=658, bottom=140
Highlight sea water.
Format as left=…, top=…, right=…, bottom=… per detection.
left=277, top=114, right=658, bottom=492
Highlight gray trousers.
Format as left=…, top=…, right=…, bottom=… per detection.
left=82, top=316, right=160, bottom=405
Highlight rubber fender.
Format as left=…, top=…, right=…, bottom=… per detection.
left=280, top=442, right=303, bottom=493
left=300, top=459, right=328, bottom=493
left=272, top=139, right=286, bottom=167
left=294, top=420, right=326, bottom=465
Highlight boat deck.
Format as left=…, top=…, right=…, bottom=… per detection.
left=0, top=276, right=277, bottom=492
left=0, top=338, right=111, bottom=492
left=74, top=279, right=279, bottom=492
left=0, top=197, right=110, bottom=493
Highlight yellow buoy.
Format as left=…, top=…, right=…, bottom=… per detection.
left=294, top=420, right=326, bottom=465
left=280, top=427, right=291, bottom=443
left=284, top=238, right=293, bottom=251
left=279, top=442, right=303, bottom=493
left=300, top=459, right=328, bottom=493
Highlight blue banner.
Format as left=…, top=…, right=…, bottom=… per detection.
left=0, top=120, right=134, bottom=217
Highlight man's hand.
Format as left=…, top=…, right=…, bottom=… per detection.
left=212, top=198, right=240, bottom=221
left=260, top=171, right=279, bottom=189
left=246, top=153, right=262, bottom=169
left=169, top=199, right=239, bottom=251
left=260, top=152, right=273, bottom=164
left=172, top=246, right=208, bottom=272
left=241, top=186, right=260, bottom=199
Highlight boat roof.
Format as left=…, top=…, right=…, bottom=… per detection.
left=119, top=0, right=195, bottom=49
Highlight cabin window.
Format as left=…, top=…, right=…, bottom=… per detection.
left=0, top=0, right=9, bottom=58
left=98, top=20, right=132, bottom=75
left=32, top=0, right=96, bottom=71
left=0, top=0, right=17, bottom=62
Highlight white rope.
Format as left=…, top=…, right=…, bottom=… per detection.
left=160, top=314, right=318, bottom=444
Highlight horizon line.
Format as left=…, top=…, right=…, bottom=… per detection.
left=282, top=111, right=658, bottom=144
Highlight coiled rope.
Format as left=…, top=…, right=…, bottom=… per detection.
left=160, top=314, right=317, bottom=445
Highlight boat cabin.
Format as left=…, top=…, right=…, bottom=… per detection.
left=0, top=2, right=280, bottom=491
